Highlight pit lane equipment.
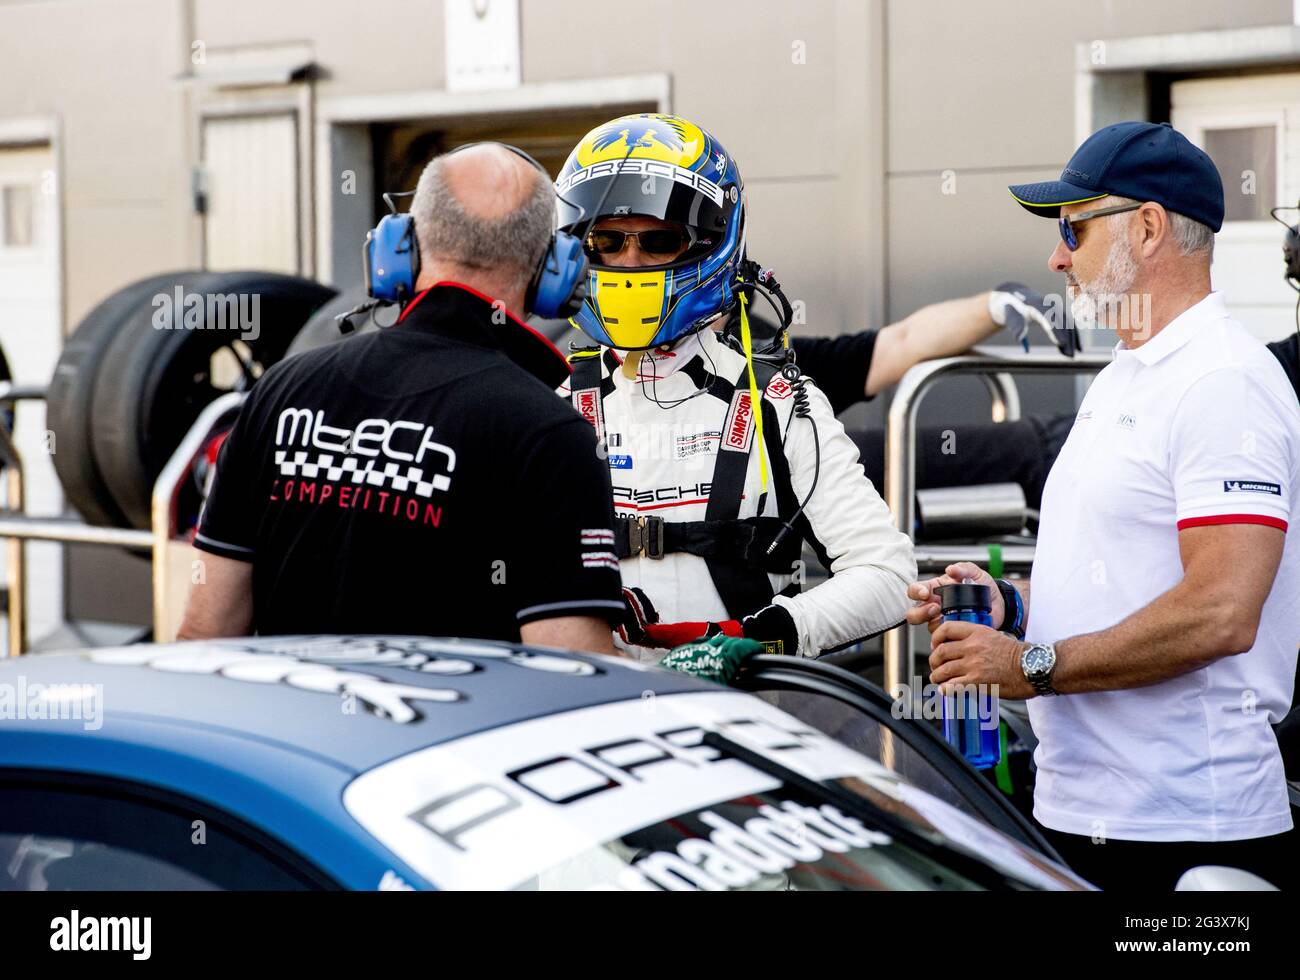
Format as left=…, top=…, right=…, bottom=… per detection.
left=2, top=270, right=333, bottom=653
left=881, top=347, right=1111, bottom=698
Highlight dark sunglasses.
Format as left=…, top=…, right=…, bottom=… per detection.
left=1058, top=201, right=1142, bottom=251
left=585, top=227, right=695, bottom=257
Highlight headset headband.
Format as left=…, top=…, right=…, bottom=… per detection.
left=362, top=141, right=589, bottom=319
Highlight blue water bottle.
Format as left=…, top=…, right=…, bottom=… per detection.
left=936, top=582, right=1002, bottom=769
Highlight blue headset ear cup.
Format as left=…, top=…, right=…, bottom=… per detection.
left=528, top=231, right=589, bottom=319
left=365, top=213, right=419, bottom=303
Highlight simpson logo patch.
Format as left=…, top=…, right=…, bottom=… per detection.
left=722, top=390, right=755, bottom=453
left=1224, top=480, right=1282, bottom=495
left=572, top=388, right=604, bottom=435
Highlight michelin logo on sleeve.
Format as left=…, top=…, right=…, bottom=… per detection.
left=1223, top=480, right=1282, bottom=495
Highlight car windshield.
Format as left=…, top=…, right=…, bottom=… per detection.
left=519, top=775, right=990, bottom=892
left=342, top=690, right=1086, bottom=891
left=515, top=732, right=1081, bottom=891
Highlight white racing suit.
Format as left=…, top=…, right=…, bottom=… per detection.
left=558, top=326, right=916, bottom=659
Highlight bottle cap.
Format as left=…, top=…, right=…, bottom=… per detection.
left=937, top=582, right=992, bottom=614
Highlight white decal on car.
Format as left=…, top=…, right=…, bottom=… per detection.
left=342, top=691, right=900, bottom=889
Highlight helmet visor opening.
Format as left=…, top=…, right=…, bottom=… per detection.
left=582, top=222, right=722, bottom=271
left=559, top=171, right=731, bottom=239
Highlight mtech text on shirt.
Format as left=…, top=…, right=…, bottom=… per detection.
left=269, top=406, right=455, bottom=527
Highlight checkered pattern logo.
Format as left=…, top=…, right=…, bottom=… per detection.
left=275, top=451, right=449, bottom=498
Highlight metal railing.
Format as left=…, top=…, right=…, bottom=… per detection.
left=0, top=384, right=244, bottom=655
left=882, top=346, right=1110, bottom=695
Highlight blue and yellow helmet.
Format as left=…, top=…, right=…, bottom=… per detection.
left=556, top=113, right=746, bottom=351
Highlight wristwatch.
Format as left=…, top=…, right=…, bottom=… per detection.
left=1020, top=642, right=1058, bottom=697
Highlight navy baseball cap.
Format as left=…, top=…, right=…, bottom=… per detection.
left=1009, top=121, right=1224, bottom=232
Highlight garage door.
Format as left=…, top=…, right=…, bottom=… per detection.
left=202, top=113, right=300, bottom=274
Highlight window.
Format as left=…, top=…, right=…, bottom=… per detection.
left=1, top=184, right=34, bottom=247
left=733, top=658, right=1059, bottom=857
left=0, top=833, right=219, bottom=890
left=1203, top=125, right=1278, bottom=222
left=756, top=688, right=987, bottom=821
left=0, top=775, right=335, bottom=890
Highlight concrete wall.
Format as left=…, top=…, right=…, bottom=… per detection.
left=0, top=0, right=1295, bottom=627
left=2, top=0, right=1290, bottom=338
left=878, top=0, right=1294, bottom=428
left=192, top=0, right=887, bottom=336
left=884, top=0, right=1291, bottom=320
left=0, top=0, right=191, bottom=327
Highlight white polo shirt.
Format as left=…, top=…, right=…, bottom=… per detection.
left=1027, top=291, right=1300, bottom=842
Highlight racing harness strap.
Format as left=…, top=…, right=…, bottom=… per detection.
left=569, top=343, right=803, bottom=619
left=567, top=346, right=618, bottom=447
left=699, top=361, right=802, bottom=617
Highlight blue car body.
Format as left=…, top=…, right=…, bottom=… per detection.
left=0, top=636, right=1087, bottom=891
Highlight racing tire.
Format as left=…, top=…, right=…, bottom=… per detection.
left=49, top=272, right=203, bottom=526
left=89, top=271, right=336, bottom=529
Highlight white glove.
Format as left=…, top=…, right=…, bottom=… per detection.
left=989, top=281, right=1080, bottom=357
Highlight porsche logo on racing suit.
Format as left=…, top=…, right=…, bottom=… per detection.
left=612, top=482, right=712, bottom=508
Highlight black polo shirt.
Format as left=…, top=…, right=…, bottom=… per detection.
left=195, top=283, right=624, bottom=639
left=1269, top=332, right=1299, bottom=404
left=790, top=332, right=880, bottom=415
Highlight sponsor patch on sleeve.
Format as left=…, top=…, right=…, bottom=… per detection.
left=1223, top=480, right=1282, bottom=495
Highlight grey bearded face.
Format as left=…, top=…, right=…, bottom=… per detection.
left=1067, top=232, right=1139, bottom=331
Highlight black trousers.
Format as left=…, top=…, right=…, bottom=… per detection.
left=1039, top=825, right=1297, bottom=891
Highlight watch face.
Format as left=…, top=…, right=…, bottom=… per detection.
left=1023, top=646, right=1053, bottom=678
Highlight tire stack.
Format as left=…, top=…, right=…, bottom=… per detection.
left=49, top=272, right=337, bottom=530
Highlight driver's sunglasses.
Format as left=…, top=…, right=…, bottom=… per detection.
left=586, top=227, right=694, bottom=258
left=1058, top=201, right=1142, bottom=251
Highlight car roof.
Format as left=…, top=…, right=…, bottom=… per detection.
left=0, top=636, right=710, bottom=774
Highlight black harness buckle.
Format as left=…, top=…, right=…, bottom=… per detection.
left=626, top=515, right=666, bottom=560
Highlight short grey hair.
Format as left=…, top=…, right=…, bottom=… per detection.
left=1103, top=194, right=1214, bottom=259
left=410, top=153, right=555, bottom=277
left=1169, top=210, right=1215, bottom=258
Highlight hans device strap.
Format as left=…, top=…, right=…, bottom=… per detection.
left=363, top=142, right=589, bottom=319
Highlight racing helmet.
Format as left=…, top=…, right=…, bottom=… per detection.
left=556, top=113, right=746, bottom=350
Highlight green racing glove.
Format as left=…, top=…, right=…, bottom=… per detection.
left=657, top=633, right=765, bottom=685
